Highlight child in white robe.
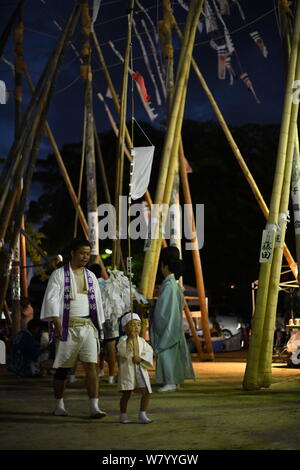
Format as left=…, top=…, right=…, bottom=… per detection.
left=117, top=312, right=153, bottom=424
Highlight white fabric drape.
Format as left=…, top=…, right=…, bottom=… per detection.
left=131, top=146, right=155, bottom=200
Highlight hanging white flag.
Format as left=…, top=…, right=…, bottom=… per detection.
left=91, top=0, right=102, bottom=32
left=0, top=80, right=7, bottom=104
left=131, top=146, right=155, bottom=200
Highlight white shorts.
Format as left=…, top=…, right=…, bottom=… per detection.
left=53, top=320, right=99, bottom=368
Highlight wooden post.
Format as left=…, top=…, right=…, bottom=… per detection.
left=80, top=0, right=100, bottom=264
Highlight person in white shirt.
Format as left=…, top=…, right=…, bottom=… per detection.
left=40, top=238, right=106, bottom=419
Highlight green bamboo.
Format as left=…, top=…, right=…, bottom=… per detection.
left=23, top=66, right=89, bottom=238
left=173, top=16, right=297, bottom=279
left=258, top=46, right=300, bottom=390
left=243, top=1, right=300, bottom=390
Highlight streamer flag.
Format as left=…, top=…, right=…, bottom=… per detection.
left=0, top=80, right=6, bottom=104
left=217, top=0, right=230, bottom=15
left=250, top=31, right=268, bottom=58
left=131, top=146, right=155, bottom=200
left=91, top=0, right=102, bottom=31
left=240, top=72, right=260, bottom=104
left=132, top=72, right=151, bottom=102
left=217, top=44, right=227, bottom=79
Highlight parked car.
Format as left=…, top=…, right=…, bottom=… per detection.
left=184, top=313, right=243, bottom=353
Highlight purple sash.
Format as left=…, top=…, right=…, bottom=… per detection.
left=61, top=264, right=102, bottom=341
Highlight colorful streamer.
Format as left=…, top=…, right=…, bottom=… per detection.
left=240, top=72, right=260, bottom=104
left=250, top=31, right=268, bottom=58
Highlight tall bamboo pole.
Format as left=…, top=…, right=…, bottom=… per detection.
left=179, top=140, right=214, bottom=359
left=80, top=0, right=100, bottom=264
left=0, top=0, right=26, bottom=58
left=112, top=0, right=135, bottom=269
left=13, top=10, right=28, bottom=311
left=243, top=1, right=300, bottom=390
left=23, top=66, right=89, bottom=238
left=172, top=16, right=297, bottom=279
left=141, top=1, right=203, bottom=296
left=139, top=0, right=205, bottom=297
left=74, top=104, right=87, bottom=238
left=258, top=49, right=300, bottom=388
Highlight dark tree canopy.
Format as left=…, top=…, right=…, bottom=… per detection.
left=27, top=120, right=294, bottom=320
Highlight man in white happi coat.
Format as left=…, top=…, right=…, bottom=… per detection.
left=40, top=238, right=106, bottom=418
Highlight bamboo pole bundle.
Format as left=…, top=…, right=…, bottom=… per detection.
left=243, top=1, right=300, bottom=390
left=112, top=0, right=135, bottom=269
left=80, top=0, right=99, bottom=264
left=257, top=52, right=300, bottom=389
left=74, top=104, right=87, bottom=238
left=0, top=4, right=81, bottom=316
left=140, top=0, right=205, bottom=299
left=172, top=16, right=297, bottom=279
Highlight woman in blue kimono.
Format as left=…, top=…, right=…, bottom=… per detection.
left=149, top=248, right=195, bottom=392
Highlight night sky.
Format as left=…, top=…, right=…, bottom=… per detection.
left=0, top=0, right=286, bottom=163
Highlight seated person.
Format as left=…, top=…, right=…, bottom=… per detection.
left=8, top=319, right=42, bottom=377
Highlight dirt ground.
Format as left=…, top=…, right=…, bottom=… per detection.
left=1, top=351, right=300, bottom=452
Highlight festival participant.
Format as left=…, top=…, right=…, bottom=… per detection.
left=117, top=312, right=153, bottom=424
left=40, top=238, right=106, bottom=419
left=149, top=247, right=195, bottom=392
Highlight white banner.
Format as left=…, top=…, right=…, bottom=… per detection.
left=259, top=227, right=276, bottom=263
left=0, top=80, right=6, bottom=104
left=131, top=146, right=155, bottom=200
left=88, top=211, right=99, bottom=255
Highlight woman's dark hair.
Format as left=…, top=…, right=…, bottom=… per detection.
left=88, top=263, right=102, bottom=278
left=69, top=237, right=92, bottom=254
left=160, top=246, right=184, bottom=280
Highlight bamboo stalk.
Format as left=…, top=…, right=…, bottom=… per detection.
left=0, top=4, right=81, bottom=218
left=0, top=0, right=26, bottom=58
left=0, top=3, right=81, bottom=316
left=141, top=1, right=203, bottom=296
left=20, top=228, right=54, bottom=268
left=74, top=102, right=87, bottom=238
left=23, top=66, right=89, bottom=238
left=113, top=0, right=135, bottom=269
left=258, top=49, right=300, bottom=388
left=139, top=0, right=205, bottom=297
left=80, top=0, right=100, bottom=264
left=172, top=17, right=297, bottom=279
left=243, top=1, right=300, bottom=390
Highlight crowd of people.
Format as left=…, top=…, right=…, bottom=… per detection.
left=1, top=238, right=196, bottom=424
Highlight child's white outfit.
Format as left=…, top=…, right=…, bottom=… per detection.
left=117, top=335, right=153, bottom=393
